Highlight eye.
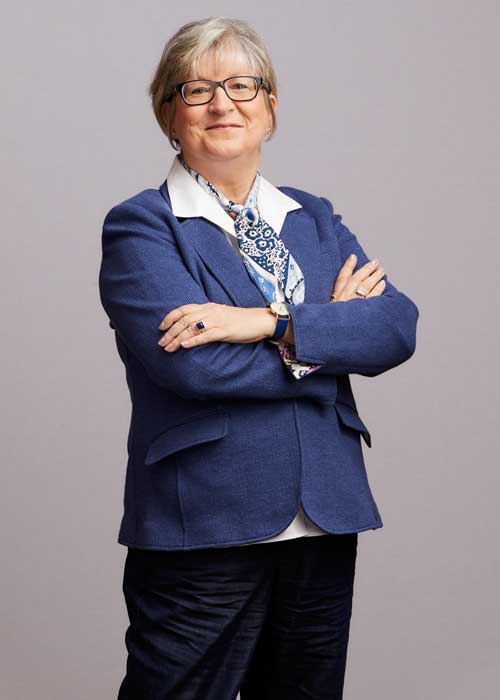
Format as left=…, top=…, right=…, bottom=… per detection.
left=191, top=86, right=210, bottom=95
left=227, top=78, right=253, bottom=90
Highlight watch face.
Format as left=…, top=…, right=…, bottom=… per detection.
left=271, top=301, right=289, bottom=316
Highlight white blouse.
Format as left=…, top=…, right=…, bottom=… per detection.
left=166, top=155, right=329, bottom=546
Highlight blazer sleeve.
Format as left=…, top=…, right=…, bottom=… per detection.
left=98, top=199, right=338, bottom=402
left=287, top=197, right=419, bottom=377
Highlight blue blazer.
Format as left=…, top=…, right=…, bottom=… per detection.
left=98, top=179, right=419, bottom=551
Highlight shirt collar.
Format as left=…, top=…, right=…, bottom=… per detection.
left=166, top=154, right=302, bottom=238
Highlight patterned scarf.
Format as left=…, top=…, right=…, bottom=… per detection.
left=179, top=156, right=321, bottom=380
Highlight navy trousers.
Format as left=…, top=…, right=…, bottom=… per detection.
left=117, top=532, right=358, bottom=700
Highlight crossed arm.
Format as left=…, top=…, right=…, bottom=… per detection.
left=286, top=197, right=419, bottom=377
left=98, top=197, right=419, bottom=401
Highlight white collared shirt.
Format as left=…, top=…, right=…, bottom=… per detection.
left=166, top=154, right=328, bottom=546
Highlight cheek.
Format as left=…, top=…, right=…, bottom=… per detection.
left=251, top=101, right=270, bottom=126
left=176, top=108, right=205, bottom=134
left=181, top=120, right=205, bottom=136
left=242, top=106, right=267, bottom=130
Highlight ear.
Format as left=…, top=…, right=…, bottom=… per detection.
left=267, top=92, right=277, bottom=119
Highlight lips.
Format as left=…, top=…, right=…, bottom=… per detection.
left=206, top=124, right=242, bottom=129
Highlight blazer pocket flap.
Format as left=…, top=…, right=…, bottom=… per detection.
left=334, top=402, right=372, bottom=448
left=145, top=409, right=229, bottom=465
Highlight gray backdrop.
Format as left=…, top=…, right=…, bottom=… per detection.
left=2, top=1, right=499, bottom=698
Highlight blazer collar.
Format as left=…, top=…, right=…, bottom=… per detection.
left=165, top=154, right=302, bottom=237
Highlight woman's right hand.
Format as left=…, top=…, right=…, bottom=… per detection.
left=330, top=254, right=386, bottom=302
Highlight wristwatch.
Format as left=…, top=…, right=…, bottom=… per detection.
left=265, top=301, right=291, bottom=343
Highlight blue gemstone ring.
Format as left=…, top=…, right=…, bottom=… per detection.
left=195, top=321, right=205, bottom=331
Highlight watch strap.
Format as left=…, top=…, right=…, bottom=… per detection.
left=270, top=314, right=289, bottom=341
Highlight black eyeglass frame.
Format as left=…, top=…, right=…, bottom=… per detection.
left=166, top=75, right=271, bottom=105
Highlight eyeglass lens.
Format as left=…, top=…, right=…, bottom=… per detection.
left=183, top=77, right=259, bottom=104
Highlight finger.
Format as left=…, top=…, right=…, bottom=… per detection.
left=161, top=322, right=200, bottom=351
left=158, top=314, right=192, bottom=346
left=162, top=307, right=224, bottom=349
left=332, top=253, right=357, bottom=297
left=158, top=305, right=190, bottom=331
left=159, top=303, right=219, bottom=345
left=353, top=258, right=380, bottom=282
left=362, top=266, right=385, bottom=296
left=366, top=278, right=386, bottom=298
left=344, top=259, right=380, bottom=297
left=158, top=303, right=211, bottom=331
left=366, top=280, right=385, bottom=298
left=342, top=253, right=357, bottom=269
left=179, top=327, right=221, bottom=348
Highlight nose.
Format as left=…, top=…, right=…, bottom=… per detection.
left=208, top=84, right=235, bottom=110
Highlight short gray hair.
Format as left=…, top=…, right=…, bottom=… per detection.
left=148, top=17, right=278, bottom=151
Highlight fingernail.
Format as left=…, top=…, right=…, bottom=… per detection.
left=371, top=258, right=379, bottom=265
left=158, top=323, right=165, bottom=330
left=350, top=254, right=356, bottom=261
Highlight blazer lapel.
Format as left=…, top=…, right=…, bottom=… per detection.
left=277, top=207, right=326, bottom=304
left=178, top=215, right=267, bottom=308
left=159, top=178, right=263, bottom=307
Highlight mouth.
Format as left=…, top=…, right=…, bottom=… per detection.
left=206, top=124, right=242, bottom=130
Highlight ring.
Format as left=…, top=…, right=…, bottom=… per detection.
left=355, top=287, right=367, bottom=298
left=195, top=320, right=205, bottom=332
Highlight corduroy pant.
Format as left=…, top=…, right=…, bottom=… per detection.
left=117, top=531, right=358, bottom=700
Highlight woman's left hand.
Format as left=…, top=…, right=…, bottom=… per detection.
left=158, top=303, right=275, bottom=352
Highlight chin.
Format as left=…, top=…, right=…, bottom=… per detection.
left=203, top=141, right=249, bottom=160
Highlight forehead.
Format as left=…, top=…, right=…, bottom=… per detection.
left=189, top=43, right=257, bottom=80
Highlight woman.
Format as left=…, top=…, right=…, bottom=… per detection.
left=99, top=16, right=419, bottom=700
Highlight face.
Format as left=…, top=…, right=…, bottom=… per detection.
left=162, top=48, right=277, bottom=168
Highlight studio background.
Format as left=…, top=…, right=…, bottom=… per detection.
left=1, top=1, right=498, bottom=698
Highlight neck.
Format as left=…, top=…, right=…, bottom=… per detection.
left=179, top=150, right=260, bottom=204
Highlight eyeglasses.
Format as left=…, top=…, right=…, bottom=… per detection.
left=167, top=75, right=270, bottom=106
